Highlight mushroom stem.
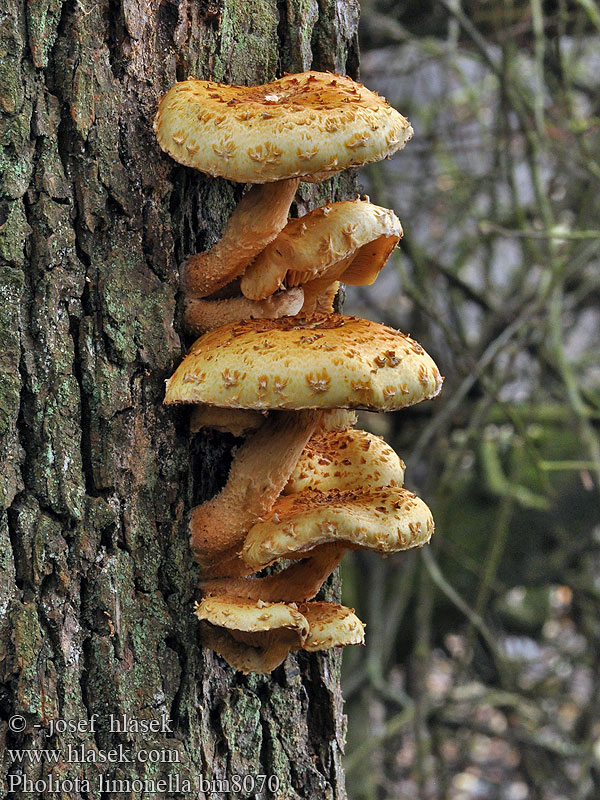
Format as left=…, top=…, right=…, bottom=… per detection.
left=183, top=287, right=304, bottom=334
left=190, top=409, right=324, bottom=566
left=200, top=544, right=345, bottom=602
left=181, top=179, right=300, bottom=298
left=301, top=279, right=340, bottom=313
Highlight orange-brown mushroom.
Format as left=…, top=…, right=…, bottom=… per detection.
left=300, top=601, right=365, bottom=651
left=183, top=286, right=304, bottom=335
left=195, top=595, right=365, bottom=673
left=240, top=199, right=402, bottom=306
left=154, top=72, right=413, bottom=300
left=242, top=486, right=434, bottom=572
left=201, top=486, right=434, bottom=601
left=200, top=426, right=406, bottom=580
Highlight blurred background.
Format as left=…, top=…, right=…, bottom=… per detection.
left=341, top=2, right=600, bottom=798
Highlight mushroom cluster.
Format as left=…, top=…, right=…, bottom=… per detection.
left=156, top=71, right=443, bottom=673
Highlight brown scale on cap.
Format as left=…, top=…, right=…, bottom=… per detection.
left=165, top=314, right=443, bottom=412
left=284, top=428, right=406, bottom=495
left=240, top=199, right=402, bottom=306
left=300, top=602, right=365, bottom=651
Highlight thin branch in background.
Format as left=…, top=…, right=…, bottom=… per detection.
left=480, top=221, right=600, bottom=239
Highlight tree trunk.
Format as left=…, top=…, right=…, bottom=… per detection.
left=0, top=1, right=359, bottom=797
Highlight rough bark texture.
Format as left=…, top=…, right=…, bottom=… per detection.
left=0, top=1, right=359, bottom=797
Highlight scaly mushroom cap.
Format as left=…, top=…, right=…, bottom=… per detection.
left=164, top=314, right=443, bottom=411
left=195, top=596, right=309, bottom=674
left=285, top=428, right=405, bottom=494
left=240, top=199, right=402, bottom=300
left=201, top=543, right=346, bottom=602
left=300, top=602, right=365, bottom=650
left=154, top=72, right=413, bottom=183
left=242, top=486, right=434, bottom=570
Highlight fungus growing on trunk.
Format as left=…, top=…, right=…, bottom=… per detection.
left=240, top=199, right=402, bottom=304
left=154, top=72, right=412, bottom=183
left=242, top=486, right=434, bottom=572
left=164, top=314, right=441, bottom=568
left=195, top=596, right=365, bottom=673
left=154, top=71, right=413, bottom=301
left=195, top=596, right=309, bottom=674
left=300, top=602, right=365, bottom=651
left=165, top=314, right=443, bottom=412
left=183, top=286, right=304, bottom=334
left=200, top=485, right=433, bottom=602
left=198, top=427, right=405, bottom=580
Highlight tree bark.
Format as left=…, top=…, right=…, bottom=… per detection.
left=0, top=1, right=359, bottom=797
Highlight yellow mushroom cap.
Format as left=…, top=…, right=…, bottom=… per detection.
left=240, top=199, right=402, bottom=300
left=299, top=602, right=365, bottom=651
left=194, top=596, right=309, bottom=674
left=164, top=314, right=443, bottom=412
left=189, top=406, right=267, bottom=436
left=242, top=486, right=435, bottom=570
left=285, top=428, right=405, bottom=494
left=154, top=71, right=413, bottom=183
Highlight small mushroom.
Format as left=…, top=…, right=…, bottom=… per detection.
left=284, top=428, right=406, bottom=495
left=195, top=596, right=365, bottom=673
left=240, top=199, right=402, bottom=305
left=194, top=596, right=309, bottom=674
left=201, top=485, right=434, bottom=602
left=300, top=602, right=365, bottom=651
left=200, top=426, right=407, bottom=579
